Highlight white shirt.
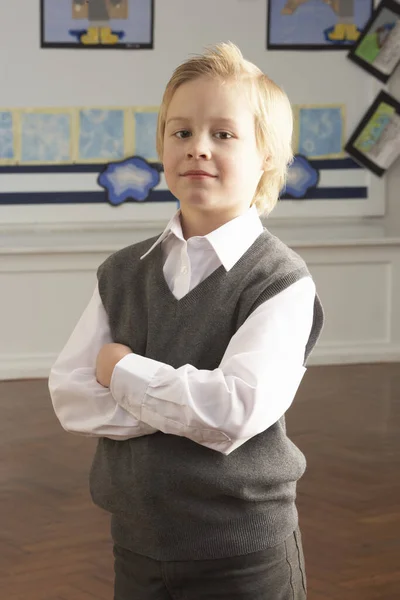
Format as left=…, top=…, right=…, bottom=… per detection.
left=49, top=206, right=316, bottom=455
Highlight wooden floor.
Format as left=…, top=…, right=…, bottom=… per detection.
left=1, top=363, right=399, bottom=600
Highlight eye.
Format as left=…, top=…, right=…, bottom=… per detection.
left=215, top=131, right=233, bottom=140
left=174, top=130, right=191, bottom=139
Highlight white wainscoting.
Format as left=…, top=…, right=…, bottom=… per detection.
left=1, top=219, right=399, bottom=380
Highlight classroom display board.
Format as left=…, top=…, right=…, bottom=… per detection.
left=0, top=0, right=387, bottom=224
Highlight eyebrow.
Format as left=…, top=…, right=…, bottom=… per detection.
left=165, top=117, right=187, bottom=126
left=166, top=117, right=237, bottom=127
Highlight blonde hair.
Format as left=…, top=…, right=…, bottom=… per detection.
left=156, top=42, right=293, bottom=216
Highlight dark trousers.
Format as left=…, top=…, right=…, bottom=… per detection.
left=113, top=528, right=307, bottom=599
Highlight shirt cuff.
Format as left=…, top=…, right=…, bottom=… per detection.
left=110, top=353, right=163, bottom=418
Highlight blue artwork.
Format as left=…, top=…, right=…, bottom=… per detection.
left=41, top=0, right=154, bottom=49
left=79, top=109, right=125, bottom=161
left=298, top=106, right=343, bottom=158
left=134, top=111, right=158, bottom=161
left=20, top=112, right=72, bottom=163
left=267, top=0, right=373, bottom=49
left=0, top=111, right=14, bottom=161
left=285, top=155, right=319, bottom=198
left=98, top=156, right=160, bottom=205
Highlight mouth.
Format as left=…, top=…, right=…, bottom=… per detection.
left=181, top=170, right=217, bottom=178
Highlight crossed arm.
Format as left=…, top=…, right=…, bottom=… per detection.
left=49, top=277, right=315, bottom=455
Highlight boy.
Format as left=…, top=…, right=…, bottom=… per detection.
left=49, top=42, right=323, bottom=599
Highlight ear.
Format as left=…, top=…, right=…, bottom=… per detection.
left=261, top=154, right=270, bottom=172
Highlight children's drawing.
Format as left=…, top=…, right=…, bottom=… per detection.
left=345, top=90, right=400, bottom=176
left=98, top=156, right=160, bottom=204
left=0, top=111, right=16, bottom=163
left=41, top=0, right=154, bottom=49
left=267, top=0, right=373, bottom=49
left=20, top=110, right=73, bottom=164
left=348, top=0, right=400, bottom=83
left=133, top=109, right=158, bottom=161
left=294, top=105, right=345, bottom=159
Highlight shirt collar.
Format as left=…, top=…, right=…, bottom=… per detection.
left=140, top=212, right=184, bottom=260
left=205, top=206, right=264, bottom=271
left=140, top=205, right=264, bottom=271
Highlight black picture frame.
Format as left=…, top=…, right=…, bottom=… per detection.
left=347, top=0, right=400, bottom=83
left=267, top=0, right=374, bottom=51
left=40, top=0, right=154, bottom=50
left=345, top=90, right=400, bottom=177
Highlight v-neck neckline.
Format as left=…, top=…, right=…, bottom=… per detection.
left=152, top=228, right=270, bottom=306
left=155, top=242, right=226, bottom=305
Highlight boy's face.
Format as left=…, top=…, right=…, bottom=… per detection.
left=162, top=76, right=266, bottom=222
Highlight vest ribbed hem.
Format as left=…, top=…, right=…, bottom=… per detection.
left=110, top=504, right=298, bottom=561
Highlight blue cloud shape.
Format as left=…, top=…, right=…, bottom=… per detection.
left=98, top=156, right=160, bottom=206
left=284, top=155, right=319, bottom=199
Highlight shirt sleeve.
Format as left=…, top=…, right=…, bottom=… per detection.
left=48, top=284, right=158, bottom=440
left=110, top=276, right=316, bottom=454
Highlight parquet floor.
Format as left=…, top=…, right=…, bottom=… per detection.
left=1, top=363, right=399, bottom=599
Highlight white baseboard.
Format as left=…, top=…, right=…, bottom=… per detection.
left=0, top=353, right=55, bottom=381
left=307, top=343, right=400, bottom=366
left=1, top=345, right=399, bottom=381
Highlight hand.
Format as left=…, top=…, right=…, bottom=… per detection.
left=96, top=343, right=132, bottom=388
left=74, top=4, right=82, bottom=12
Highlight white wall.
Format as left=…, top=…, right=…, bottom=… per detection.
left=1, top=225, right=400, bottom=380
left=387, top=71, right=400, bottom=228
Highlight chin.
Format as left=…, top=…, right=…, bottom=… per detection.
left=180, top=194, right=219, bottom=210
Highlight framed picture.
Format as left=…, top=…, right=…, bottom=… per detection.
left=40, top=0, right=154, bottom=49
left=345, top=90, right=400, bottom=177
left=347, top=0, right=400, bottom=83
left=267, top=0, right=374, bottom=50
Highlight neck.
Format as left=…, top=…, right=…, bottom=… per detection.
left=180, top=206, right=250, bottom=239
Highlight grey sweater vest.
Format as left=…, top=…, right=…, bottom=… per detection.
left=90, top=228, right=324, bottom=561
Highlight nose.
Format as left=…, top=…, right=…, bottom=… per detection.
left=186, top=135, right=211, bottom=160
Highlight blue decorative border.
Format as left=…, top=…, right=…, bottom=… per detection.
left=0, top=187, right=367, bottom=205
left=0, top=190, right=174, bottom=205
left=0, top=158, right=367, bottom=204
left=0, top=158, right=361, bottom=174
left=281, top=187, right=367, bottom=200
